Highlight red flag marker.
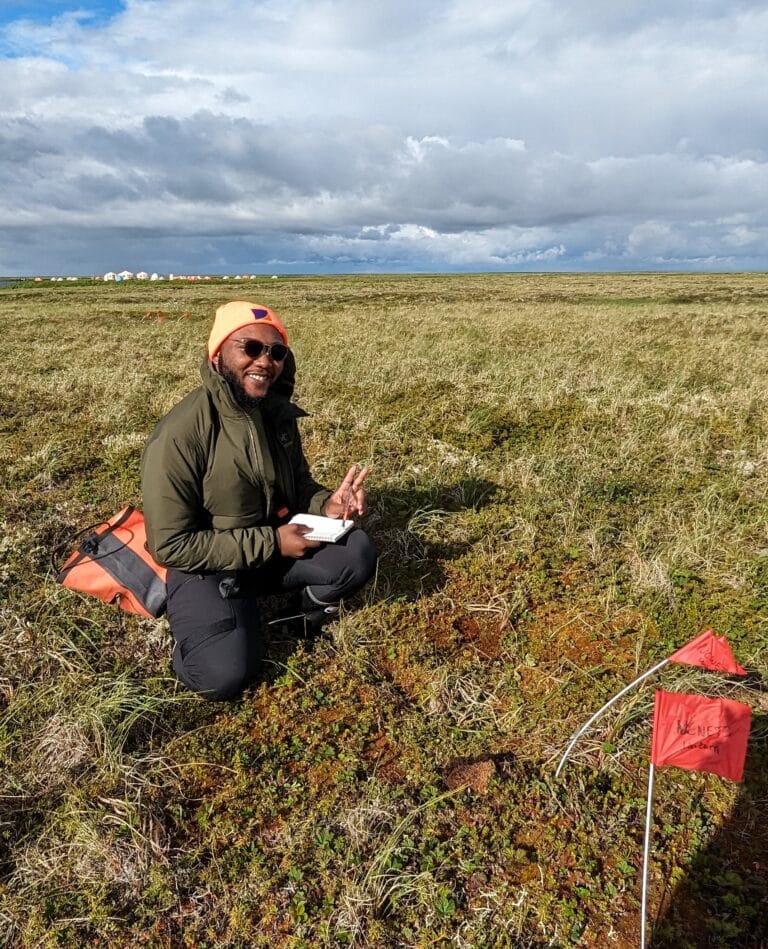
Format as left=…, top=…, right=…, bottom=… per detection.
left=650, top=689, right=751, bottom=782
left=557, top=629, right=747, bottom=777
left=669, top=628, right=747, bottom=675
left=641, top=690, right=751, bottom=946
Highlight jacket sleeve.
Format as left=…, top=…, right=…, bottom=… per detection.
left=141, top=420, right=277, bottom=573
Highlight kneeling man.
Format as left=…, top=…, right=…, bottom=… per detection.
left=141, top=301, right=377, bottom=700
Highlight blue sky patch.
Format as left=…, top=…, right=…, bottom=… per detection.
left=0, top=1, right=125, bottom=29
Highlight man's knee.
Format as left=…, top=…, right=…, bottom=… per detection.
left=329, top=529, right=378, bottom=594
left=194, top=666, right=253, bottom=702
left=348, top=530, right=378, bottom=586
left=174, top=650, right=255, bottom=701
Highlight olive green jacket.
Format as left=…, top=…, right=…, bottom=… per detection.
left=141, top=356, right=331, bottom=572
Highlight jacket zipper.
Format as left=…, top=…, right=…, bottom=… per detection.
left=243, top=412, right=273, bottom=521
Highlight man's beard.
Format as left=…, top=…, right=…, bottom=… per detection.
left=218, top=354, right=264, bottom=412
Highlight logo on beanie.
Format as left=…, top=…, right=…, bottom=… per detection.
left=251, top=308, right=269, bottom=319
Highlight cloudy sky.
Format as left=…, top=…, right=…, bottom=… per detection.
left=1, top=0, right=766, bottom=274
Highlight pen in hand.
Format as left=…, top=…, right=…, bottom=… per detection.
left=327, top=464, right=369, bottom=521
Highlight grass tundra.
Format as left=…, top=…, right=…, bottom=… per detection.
left=1, top=272, right=767, bottom=947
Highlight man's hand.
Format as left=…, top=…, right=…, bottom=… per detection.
left=276, top=523, right=323, bottom=558
left=323, top=465, right=369, bottom=519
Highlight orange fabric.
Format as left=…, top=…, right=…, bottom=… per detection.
left=58, top=508, right=167, bottom=618
left=669, top=628, right=747, bottom=675
left=650, top=690, right=751, bottom=782
left=207, top=301, right=288, bottom=359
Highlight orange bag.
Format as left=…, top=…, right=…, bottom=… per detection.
left=57, top=506, right=168, bottom=617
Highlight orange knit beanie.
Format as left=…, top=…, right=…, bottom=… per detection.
left=208, top=302, right=289, bottom=359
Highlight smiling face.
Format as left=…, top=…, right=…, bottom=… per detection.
left=215, top=323, right=286, bottom=407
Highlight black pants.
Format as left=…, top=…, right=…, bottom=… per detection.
left=166, top=528, right=377, bottom=701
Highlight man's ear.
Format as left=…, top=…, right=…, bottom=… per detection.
left=212, top=353, right=221, bottom=373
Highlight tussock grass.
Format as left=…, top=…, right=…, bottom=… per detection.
left=1, top=273, right=767, bottom=946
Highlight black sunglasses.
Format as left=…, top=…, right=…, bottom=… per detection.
left=234, top=339, right=289, bottom=362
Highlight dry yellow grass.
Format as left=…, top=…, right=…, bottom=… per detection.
left=1, top=272, right=766, bottom=946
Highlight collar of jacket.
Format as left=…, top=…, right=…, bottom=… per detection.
left=199, top=356, right=308, bottom=422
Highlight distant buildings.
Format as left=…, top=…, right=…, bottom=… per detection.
left=29, top=272, right=279, bottom=282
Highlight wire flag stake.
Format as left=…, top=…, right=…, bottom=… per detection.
left=555, top=659, right=669, bottom=778
left=640, top=762, right=656, bottom=949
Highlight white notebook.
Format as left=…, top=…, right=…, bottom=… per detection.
left=289, top=514, right=354, bottom=543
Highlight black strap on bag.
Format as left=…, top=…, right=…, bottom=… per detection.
left=54, top=506, right=135, bottom=573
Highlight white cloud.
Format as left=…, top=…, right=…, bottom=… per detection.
left=0, top=0, right=767, bottom=273
left=723, top=224, right=763, bottom=247
left=627, top=222, right=680, bottom=257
